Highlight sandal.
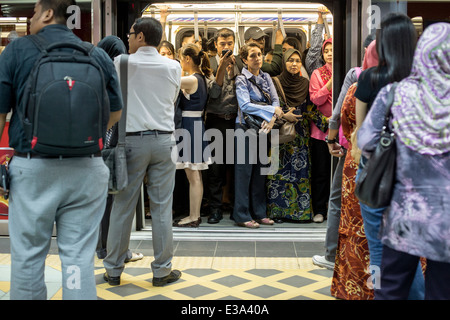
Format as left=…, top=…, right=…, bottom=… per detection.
left=256, top=218, right=274, bottom=225
left=173, top=217, right=202, bottom=228
left=236, top=220, right=260, bottom=229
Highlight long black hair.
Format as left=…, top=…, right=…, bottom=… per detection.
left=371, top=12, right=417, bottom=87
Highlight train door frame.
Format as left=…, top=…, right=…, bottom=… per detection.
left=111, top=0, right=348, bottom=231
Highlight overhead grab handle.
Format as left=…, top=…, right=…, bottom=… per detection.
left=271, top=21, right=277, bottom=49
left=194, top=10, right=199, bottom=41
left=236, top=5, right=245, bottom=49
left=277, top=9, right=287, bottom=38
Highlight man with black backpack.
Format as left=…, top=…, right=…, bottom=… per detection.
left=0, top=0, right=122, bottom=300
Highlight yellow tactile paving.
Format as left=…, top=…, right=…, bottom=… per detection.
left=0, top=254, right=336, bottom=300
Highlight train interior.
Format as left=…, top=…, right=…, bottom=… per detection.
left=0, top=1, right=448, bottom=240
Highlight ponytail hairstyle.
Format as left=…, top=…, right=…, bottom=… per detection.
left=371, top=12, right=417, bottom=87
left=180, top=43, right=212, bottom=78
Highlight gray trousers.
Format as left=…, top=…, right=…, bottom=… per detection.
left=8, top=156, right=109, bottom=300
left=103, top=134, right=175, bottom=278
left=324, top=151, right=346, bottom=262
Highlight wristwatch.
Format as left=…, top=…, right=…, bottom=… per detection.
left=325, top=136, right=337, bottom=144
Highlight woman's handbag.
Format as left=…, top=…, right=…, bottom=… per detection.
left=355, top=83, right=398, bottom=208
left=102, top=54, right=129, bottom=194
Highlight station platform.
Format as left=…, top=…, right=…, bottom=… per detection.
left=0, top=218, right=336, bottom=301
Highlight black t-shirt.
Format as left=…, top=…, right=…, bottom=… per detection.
left=354, top=66, right=390, bottom=111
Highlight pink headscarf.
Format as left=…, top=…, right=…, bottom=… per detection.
left=322, top=37, right=333, bottom=53
left=362, top=40, right=379, bottom=70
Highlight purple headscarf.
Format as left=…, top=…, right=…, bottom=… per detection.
left=391, top=22, right=450, bottom=155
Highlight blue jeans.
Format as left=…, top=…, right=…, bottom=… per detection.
left=356, top=160, right=424, bottom=300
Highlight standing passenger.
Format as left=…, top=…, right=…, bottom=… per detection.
left=205, top=28, right=239, bottom=224
left=305, top=6, right=328, bottom=77
left=103, top=17, right=182, bottom=287
left=96, top=35, right=143, bottom=263
left=354, top=12, right=424, bottom=299
left=173, top=43, right=212, bottom=227
left=233, top=43, right=283, bottom=228
left=312, top=37, right=378, bottom=270
left=309, top=37, right=333, bottom=223
left=0, top=0, right=122, bottom=299
left=358, top=22, right=450, bottom=300
left=268, top=48, right=328, bottom=222
left=330, top=83, right=374, bottom=300
left=158, top=40, right=176, bottom=60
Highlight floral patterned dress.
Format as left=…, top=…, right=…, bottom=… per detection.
left=267, top=97, right=328, bottom=222
left=330, top=83, right=374, bottom=300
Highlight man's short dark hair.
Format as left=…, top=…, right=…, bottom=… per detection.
left=133, top=17, right=163, bottom=47
left=39, top=0, right=76, bottom=24
left=215, top=28, right=235, bottom=42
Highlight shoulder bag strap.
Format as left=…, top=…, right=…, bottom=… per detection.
left=27, top=34, right=49, bottom=52
left=272, top=77, right=287, bottom=107
left=118, top=54, right=129, bottom=145
left=247, top=77, right=272, bottom=105
left=383, top=82, right=398, bottom=129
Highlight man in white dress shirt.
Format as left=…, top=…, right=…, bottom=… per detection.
left=103, top=17, right=182, bottom=287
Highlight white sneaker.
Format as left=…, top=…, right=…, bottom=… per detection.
left=313, top=214, right=324, bottom=223
left=312, top=255, right=335, bottom=270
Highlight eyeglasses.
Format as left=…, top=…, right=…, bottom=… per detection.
left=287, top=58, right=301, bottom=64
left=126, top=32, right=136, bottom=38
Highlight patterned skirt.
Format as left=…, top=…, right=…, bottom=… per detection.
left=330, top=150, right=374, bottom=300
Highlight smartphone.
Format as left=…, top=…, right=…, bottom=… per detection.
left=222, top=49, right=231, bottom=57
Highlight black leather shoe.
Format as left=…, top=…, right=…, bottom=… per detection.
left=103, top=272, right=120, bottom=286
left=152, top=270, right=182, bottom=287
left=207, top=209, right=223, bottom=224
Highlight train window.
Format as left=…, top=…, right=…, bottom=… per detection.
left=142, top=2, right=333, bottom=56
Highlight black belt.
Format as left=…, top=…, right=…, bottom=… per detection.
left=14, top=151, right=101, bottom=159
left=126, top=130, right=173, bottom=136
left=207, top=113, right=237, bottom=120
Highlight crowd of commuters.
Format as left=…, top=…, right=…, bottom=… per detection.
left=0, top=0, right=448, bottom=301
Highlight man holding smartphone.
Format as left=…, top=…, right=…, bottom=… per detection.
left=205, top=28, right=239, bottom=224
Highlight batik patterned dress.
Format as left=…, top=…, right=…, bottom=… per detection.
left=267, top=98, right=328, bottom=222
left=331, top=83, right=374, bottom=300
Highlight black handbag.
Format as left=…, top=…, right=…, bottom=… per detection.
left=355, top=83, right=398, bottom=208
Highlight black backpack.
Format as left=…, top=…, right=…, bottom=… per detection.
left=19, top=35, right=110, bottom=156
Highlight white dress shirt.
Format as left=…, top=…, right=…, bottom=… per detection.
left=114, top=46, right=181, bottom=132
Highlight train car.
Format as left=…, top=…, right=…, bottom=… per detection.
left=0, top=0, right=448, bottom=240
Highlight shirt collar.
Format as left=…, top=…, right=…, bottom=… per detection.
left=135, top=46, right=158, bottom=55
left=242, top=67, right=262, bottom=80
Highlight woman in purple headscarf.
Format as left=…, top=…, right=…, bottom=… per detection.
left=358, top=22, right=450, bottom=300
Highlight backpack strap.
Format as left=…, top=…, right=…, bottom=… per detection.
left=27, top=34, right=50, bottom=52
